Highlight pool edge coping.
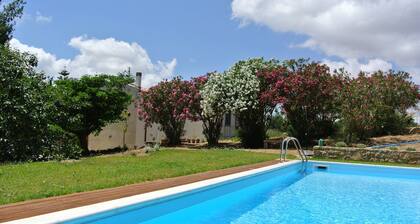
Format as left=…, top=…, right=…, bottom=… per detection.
left=4, top=160, right=300, bottom=224
left=310, top=160, right=420, bottom=170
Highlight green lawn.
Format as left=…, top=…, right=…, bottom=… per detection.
left=0, top=149, right=277, bottom=205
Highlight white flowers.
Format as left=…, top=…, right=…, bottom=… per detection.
left=200, top=58, right=272, bottom=117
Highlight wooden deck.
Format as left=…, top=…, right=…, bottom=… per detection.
left=0, top=160, right=279, bottom=222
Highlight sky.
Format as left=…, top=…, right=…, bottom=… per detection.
left=9, top=0, right=420, bottom=87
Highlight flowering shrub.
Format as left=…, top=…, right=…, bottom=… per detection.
left=138, top=77, right=194, bottom=145
left=189, top=73, right=224, bottom=146
left=276, top=59, right=344, bottom=146
left=224, top=58, right=280, bottom=148
left=340, top=70, right=419, bottom=141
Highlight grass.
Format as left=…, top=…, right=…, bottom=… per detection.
left=266, top=129, right=287, bottom=139
left=0, top=149, right=277, bottom=205
left=311, top=157, right=420, bottom=168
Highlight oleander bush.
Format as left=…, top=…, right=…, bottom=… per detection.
left=138, top=77, right=194, bottom=145
left=340, top=71, right=419, bottom=142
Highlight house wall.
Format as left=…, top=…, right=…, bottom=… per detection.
left=88, top=83, right=237, bottom=150
left=221, top=113, right=237, bottom=138
left=88, top=85, right=139, bottom=150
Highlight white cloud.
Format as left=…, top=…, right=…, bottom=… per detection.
left=9, top=39, right=70, bottom=75
left=10, top=37, right=177, bottom=87
left=323, top=58, right=392, bottom=77
left=35, top=11, right=52, bottom=23
left=232, top=0, right=420, bottom=82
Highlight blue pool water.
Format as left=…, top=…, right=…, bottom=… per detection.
left=63, top=162, right=420, bottom=224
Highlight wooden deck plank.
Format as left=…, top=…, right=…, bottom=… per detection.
left=0, top=160, right=280, bottom=222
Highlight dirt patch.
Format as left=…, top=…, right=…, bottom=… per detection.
left=370, top=134, right=420, bottom=145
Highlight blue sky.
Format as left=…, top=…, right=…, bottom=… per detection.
left=10, top=0, right=420, bottom=86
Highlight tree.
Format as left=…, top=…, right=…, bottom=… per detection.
left=52, top=74, right=133, bottom=153
left=0, top=0, right=25, bottom=45
left=191, top=73, right=224, bottom=146
left=58, top=68, right=70, bottom=80
left=138, top=77, right=194, bottom=146
left=340, top=70, right=419, bottom=141
left=0, top=46, right=50, bottom=161
left=275, top=59, right=344, bottom=146
left=224, top=58, right=279, bottom=148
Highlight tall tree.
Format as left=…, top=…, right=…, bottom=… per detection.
left=0, top=0, right=25, bottom=45
left=53, top=74, right=133, bottom=153
left=58, top=68, right=70, bottom=80
left=0, top=46, right=50, bottom=161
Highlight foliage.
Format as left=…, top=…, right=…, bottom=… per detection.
left=40, top=124, right=82, bottom=160
left=223, top=58, right=280, bottom=148
left=138, top=77, right=194, bottom=145
left=198, top=72, right=229, bottom=146
left=0, top=0, right=25, bottom=45
left=388, top=146, right=398, bottom=151
left=0, top=46, right=52, bottom=162
left=0, top=149, right=277, bottom=205
left=269, top=112, right=288, bottom=131
left=52, top=74, right=133, bottom=153
left=340, top=70, right=419, bottom=141
left=189, top=73, right=224, bottom=146
left=274, top=59, right=343, bottom=146
left=335, top=141, right=348, bottom=147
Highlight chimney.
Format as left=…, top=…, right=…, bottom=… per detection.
left=135, top=72, right=142, bottom=89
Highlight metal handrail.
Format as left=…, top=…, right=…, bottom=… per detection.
left=280, top=137, right=308, bottom=163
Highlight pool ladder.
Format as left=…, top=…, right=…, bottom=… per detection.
left=280, top=137, right=309, bottom=172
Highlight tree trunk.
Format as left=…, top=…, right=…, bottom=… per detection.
left=203, top=117, right=222, bottom=147
left=78, top=133, right=89, bottom=155
left=162, top=120, right=185, bottom=146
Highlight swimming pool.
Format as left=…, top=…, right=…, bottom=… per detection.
left=14, top=161, right=420, bottom=224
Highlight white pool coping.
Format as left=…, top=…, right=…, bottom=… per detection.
left=310, top=160, right=420, bottom=170
left=4, top=160, right=300, bottom=224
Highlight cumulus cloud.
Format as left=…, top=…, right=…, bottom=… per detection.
left=35, top=11, right=52, bottom=23
left=9, top=39, right=69, bottom=75
left=232, top=0, right=420, bottom=81
left=323, top=58, right=393, bottom=77
left=10, top=37, right=177, bottom=87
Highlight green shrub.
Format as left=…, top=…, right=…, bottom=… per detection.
left=388, top=146, right=398, bottom=151
left=405, top=147, right=416, bottom=152
left=0, top=46, right=52, bottom=162
left=355, top=143, right=367, bottom=148
left=335, top=141, right=348, bottom=147
left=40, top=125, right=82, bottom=160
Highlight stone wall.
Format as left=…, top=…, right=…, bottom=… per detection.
left=314, top=146, right=420, bottom=164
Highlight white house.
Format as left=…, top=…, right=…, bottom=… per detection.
left=88, top=72, right=237, bottom=150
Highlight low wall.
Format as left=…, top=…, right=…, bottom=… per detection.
left=314, top=146, right=420, bottom=164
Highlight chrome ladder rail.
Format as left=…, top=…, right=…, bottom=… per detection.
left=280, top=137, right=308, bottom=163
left=280, top=137, right=308, bottom=172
